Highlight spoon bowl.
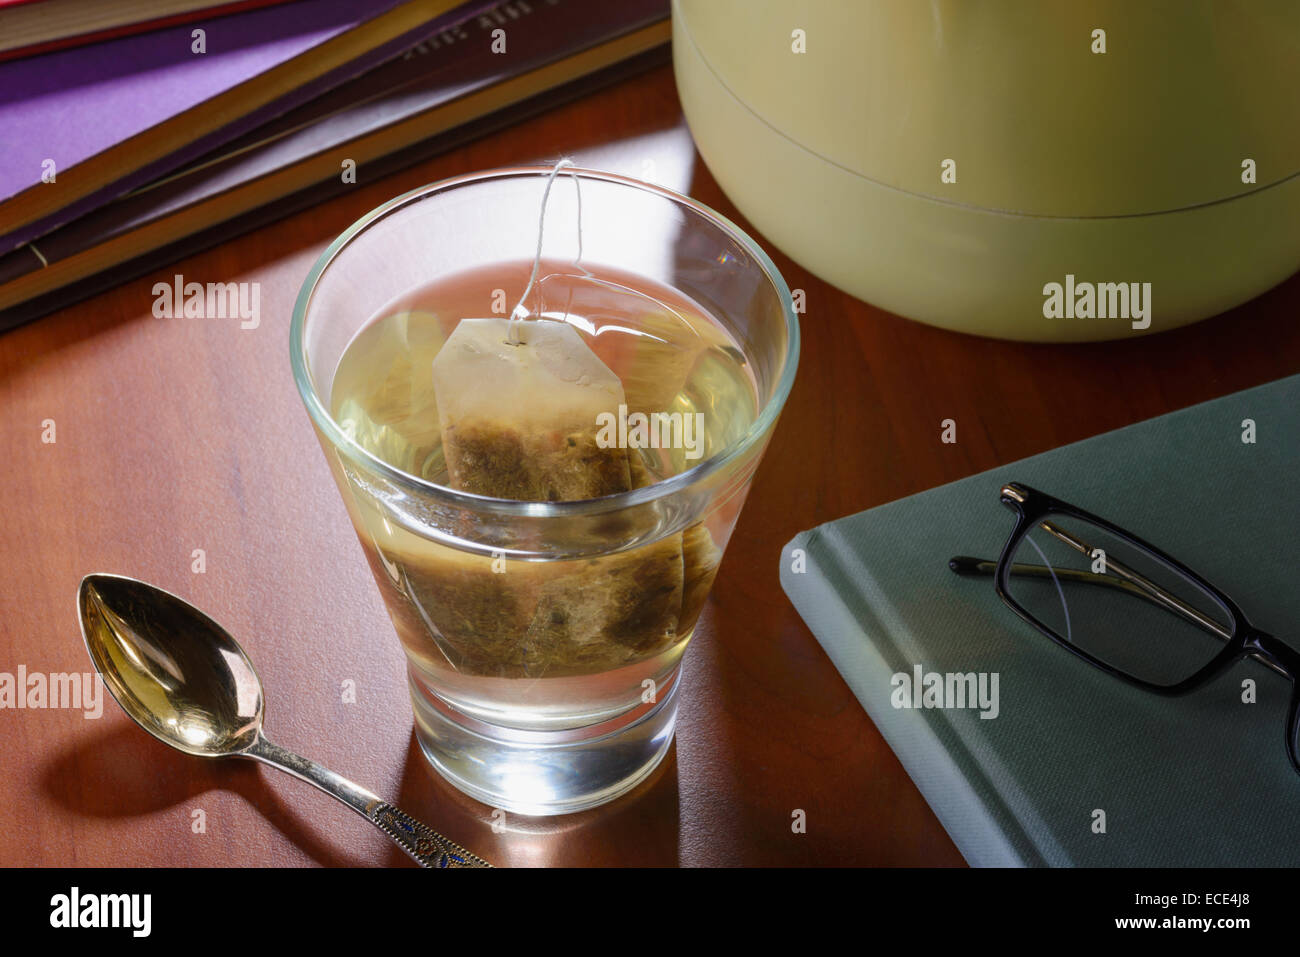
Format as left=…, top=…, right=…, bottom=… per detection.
left=80, top=574, right=264, bottom=757
left=78, top=573, right=489, bottom=868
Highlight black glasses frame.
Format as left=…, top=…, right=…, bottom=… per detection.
left=954, top=481, right=1300, bottom=774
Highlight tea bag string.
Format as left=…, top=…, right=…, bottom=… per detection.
left=507, top=157, right=586, bottom=344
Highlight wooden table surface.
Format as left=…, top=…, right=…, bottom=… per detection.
left=2, top=64, right=1297, bottom=868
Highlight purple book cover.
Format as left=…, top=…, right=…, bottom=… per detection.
left=0, top=0, right=671, bottom=323
left=0, top=0, right=491, bottom=254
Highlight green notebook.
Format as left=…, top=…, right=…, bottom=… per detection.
left=781, top=375, right=1299, bottom=866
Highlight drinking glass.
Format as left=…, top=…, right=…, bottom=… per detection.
left=291, top=167, right=799, bottom=814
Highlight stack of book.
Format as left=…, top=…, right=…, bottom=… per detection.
left=0, top=0, right=672, bottom=331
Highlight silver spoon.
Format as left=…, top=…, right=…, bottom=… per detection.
left=77, top=573, right=490, bottom=868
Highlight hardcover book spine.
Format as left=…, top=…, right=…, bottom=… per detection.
left=781, top=523, right=1055, bottom=867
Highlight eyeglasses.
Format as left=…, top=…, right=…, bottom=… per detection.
left=949, top=482, right=1300, bottom=774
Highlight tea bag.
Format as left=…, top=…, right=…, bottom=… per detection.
left=432, top=317, right=632, bottom=500
left=432, top=157, right=634, bottom=500
left=426, top=317, right=682, bottom=677
left=533, top=272, right=709, bottom=414
left=411, top=159, right=712, bottom=678
left=629, top=449, right=721, bottom=638
left=393, top=533, right=684, bottom=678
left=678, top=523, right=721, bottom=634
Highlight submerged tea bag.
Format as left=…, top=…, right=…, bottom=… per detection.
left=404, top=158, right=717, bottom=678
left=629, top=450, right=720, bottom=639
left=431, top=157, right=634, bottom=499
left=431, top=317, right=632, bottom=500
left=391, top=534, right=684, bottom=678
left=426, top=313, right=675, bottom=676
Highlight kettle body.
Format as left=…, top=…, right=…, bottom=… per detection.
left=674, top=0, right=1300, bottom=341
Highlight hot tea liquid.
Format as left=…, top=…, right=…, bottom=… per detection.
left=329, top=259, right=757, bottom=730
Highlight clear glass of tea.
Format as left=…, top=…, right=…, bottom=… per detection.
left=291, top=167, right=799, bottom=815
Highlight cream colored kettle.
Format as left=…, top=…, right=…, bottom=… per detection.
left=673, top=0, right=1300, bottom=341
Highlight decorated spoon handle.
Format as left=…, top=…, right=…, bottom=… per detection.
left=368, top=802, right=491, bottom=868
left=245, top=735, right=491, bottom=868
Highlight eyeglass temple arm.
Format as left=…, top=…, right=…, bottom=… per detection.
left=951, top=556, right=1154, bottom=602
left=950, top=520, right=1287, bottom=679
